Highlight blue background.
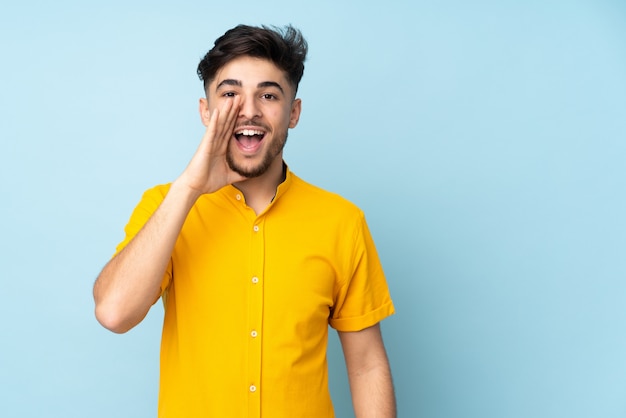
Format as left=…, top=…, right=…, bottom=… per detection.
left=1, top=0, right=625, bottom=417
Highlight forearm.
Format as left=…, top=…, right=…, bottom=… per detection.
left=348, top=361, right=396, bottom=418
left=94, top=98, right=243, bottom=333
left=93, top=180, right=201, bottom=333
left=339, top=324, right=397, bottom=418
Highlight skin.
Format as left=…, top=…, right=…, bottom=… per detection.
left=339, top=324, right=397, bottom=418
left=93, top=55, right=395, bottom=418
left=196, top=56, right=302, bottom=213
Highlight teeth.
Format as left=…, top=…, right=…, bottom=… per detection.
left=237, top=129, right=263, bottom=136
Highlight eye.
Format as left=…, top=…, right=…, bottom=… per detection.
left=261, top=93, right=277, bottom=100
left=222, top=92, right=236, bottom=98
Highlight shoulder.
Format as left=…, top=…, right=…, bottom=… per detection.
left=135, top=183, right=172, bottom=205
left=126, top=183, right=172, bottom=217
left=289, top=173, right=363, bottom=215
left=143, top=183, right=172, bottom=198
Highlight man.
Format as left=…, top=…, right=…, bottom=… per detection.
left=93, top=24, right=396, bottom=418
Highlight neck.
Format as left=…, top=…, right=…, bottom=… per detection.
left=233, top=157, right=285, bottom=215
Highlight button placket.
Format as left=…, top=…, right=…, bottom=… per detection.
left=247, top=216, right=264, bottom=416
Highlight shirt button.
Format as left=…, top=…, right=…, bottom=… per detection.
left=249, top=385, right=257, bottom=392
left=235, top=194, right=242, bottom=201
left=251, top=276, right=259, bottom=284
left=250, top=330, right=258, bottom=338
left=253, top=225, right=259, bottom=232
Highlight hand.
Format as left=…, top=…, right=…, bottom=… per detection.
left=177, top=97, right=246, bottom=195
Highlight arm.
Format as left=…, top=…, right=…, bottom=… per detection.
left=338, top=323, right=396, bottom=418
left=93, top=96, right=243, bottom=333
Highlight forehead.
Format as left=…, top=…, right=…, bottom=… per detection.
left=211, top=56, right=291, bottom=91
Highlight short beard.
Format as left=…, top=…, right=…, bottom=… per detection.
left=227, top=131, right=288, bottom=178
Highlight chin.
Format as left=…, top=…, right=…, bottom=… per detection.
left=228, top=158, right=271, bottom=179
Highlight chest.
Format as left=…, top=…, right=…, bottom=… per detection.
left=170, top=209, right=349, bottom=324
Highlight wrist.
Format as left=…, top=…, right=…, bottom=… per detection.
left=170, top=177, right=205, bottom=204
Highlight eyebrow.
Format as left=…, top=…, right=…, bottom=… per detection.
left=216, top=79, right=285, bottom=94
left=257, top=81, right=284, bottom=94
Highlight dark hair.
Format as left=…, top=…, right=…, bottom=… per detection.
left=197, top=24, right=308, bottom=95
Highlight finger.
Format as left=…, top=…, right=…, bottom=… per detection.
left=212, top=103, right=233, bottom=154
left=209, top=107, right=220, bottom=132
left=215, top=96, right=240, bottom=139
left=197, top=107, right=219, bottom=152
left=224, top=96, right=241, bottom=130
left=200, top=97, right=240, bottom=156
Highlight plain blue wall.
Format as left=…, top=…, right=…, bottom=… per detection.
left=1, top=1, right=625, bottom=417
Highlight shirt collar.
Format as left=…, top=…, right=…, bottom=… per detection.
left=273, top=162, right=293, bottom=203
left=223, top=161, right=294, bottom=205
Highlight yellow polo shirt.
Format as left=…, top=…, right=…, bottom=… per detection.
left=115, top=167, right=395, bottom=417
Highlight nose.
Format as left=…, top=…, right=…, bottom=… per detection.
left=238, top=95, right=261, bottom=120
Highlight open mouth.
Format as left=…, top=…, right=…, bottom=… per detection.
left=234, top=128, right=266, bottom=151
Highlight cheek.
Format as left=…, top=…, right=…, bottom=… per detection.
left=265, top=107, right=292, bottom=127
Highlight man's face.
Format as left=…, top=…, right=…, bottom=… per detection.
left=202, top=56, right=301, bottom=178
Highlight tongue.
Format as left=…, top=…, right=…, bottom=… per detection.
left=239, top=135, right=261, bottom=149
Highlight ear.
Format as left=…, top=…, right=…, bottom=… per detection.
left=289, top=98, right=302, bottom=129
left=199, top=98, right=211, bottom=126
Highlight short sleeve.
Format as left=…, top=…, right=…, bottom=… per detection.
left=113, top=184, right=173, bottom=298
left=329, top=213, right=395, bottom=331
